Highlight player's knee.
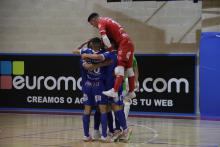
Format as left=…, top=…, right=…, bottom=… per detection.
left=99, top=105, right=107, bottom=113
left=84, top=106, right=92, bottom=115
left=115, top=66, right=124, bottom=76
left=111, top=103, right=123, bottom=111
left=126, top=67, right=134, bottom=77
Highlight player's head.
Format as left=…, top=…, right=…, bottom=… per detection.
left=87, top=40, right=93, bottom=49
left=88, top=12, right=99, bottom=28
left=90, top=37, right=102, bottom=51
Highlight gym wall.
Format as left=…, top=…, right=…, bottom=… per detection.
left=0, top=0, right=201, bottom=53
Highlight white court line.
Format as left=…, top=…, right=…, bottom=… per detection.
left=128, top=121, right=159, bottom=144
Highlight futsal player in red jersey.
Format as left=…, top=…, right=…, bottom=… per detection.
left=87, top=12, right=136, bottom=100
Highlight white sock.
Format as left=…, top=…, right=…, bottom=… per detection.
left=124, top=101, right=131, bottom=120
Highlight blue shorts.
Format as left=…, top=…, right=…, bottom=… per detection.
left=82, top=80, right=108, bottom=106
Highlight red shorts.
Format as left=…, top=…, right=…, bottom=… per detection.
left=117, top=37, right=134, bottom=68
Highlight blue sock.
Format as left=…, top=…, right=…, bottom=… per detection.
left=114, top=115, right=121, bottom=131
left=82, top=114, right=90, bottom=137
left=107, top=111, right=114, bottom=133
left=114, top=110, right=127, bottom=130
left=101, top=113, right=108, bottom=137
left=94, top=110, right=101, bottom=130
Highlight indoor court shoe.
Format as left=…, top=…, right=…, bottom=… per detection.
left=112, top=129, right=123, bottom=142
left=93, top=130, right=101, bottom=140
left=107, top=131, right=114, bottom=137
left=123, top=91, right=136, bottom=100
left=83, top=135, right=93, bottom=142
left=102, top=88, right=118, bottom=98
left=100, top=136, right=114, bottom=143
left=119, top=128, right=132, bottom=142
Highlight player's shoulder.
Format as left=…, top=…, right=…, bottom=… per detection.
left=100, top=17, right=113, bottom=23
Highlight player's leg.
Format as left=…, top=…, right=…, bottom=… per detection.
left=93, top=108, right=101, bottom=140
left=95, top=82, right=114, bottom=143
left=111, top=103, right=132, bottom=142
left=114, top=115, right=121, bottom=131
left=112, top=103, right=127, bottom=131
left=82, top=82, right=94, bottom=141
left=82, top=104, right=93, bottom=141
left=107, top=106, right=114, bottom=136
left=103, top=39, right=135, bottom=99
left=108, top=97, right=122, bottom=137
left=99, top=104, right=114, bottom=143
left=99, top=104, right=108, bottom=138
left=124, top=41, right=136, bottom=100
left=102, top=39, right=127, bottom=98
left=122, top=79, right=132, bottom=120
left=123, top=99, right=132, bottom=120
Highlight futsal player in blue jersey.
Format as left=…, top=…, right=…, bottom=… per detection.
left=82, top=45, right=132, bottom=142
left=73, top=40, right=95, bottom=142
left=74, top=37, right=115, bottom=142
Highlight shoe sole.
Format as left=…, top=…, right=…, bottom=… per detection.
left=102, top=92, right=117, bottom=98
left=119, top=129, right=132, bottom=143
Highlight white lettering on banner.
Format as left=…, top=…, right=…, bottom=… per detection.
left=75, top=97, right=84, bottom=104
left=66, top=97, right=73, bottom=104
left=130, top=98, right=173, bottom=107
left=27, top=96, right=65, bottom=104
left=142, top=78, right=189, bottom=93
left=13, top=76, right=82, bottom=91
left=44, top=76, right=57, bottom=90
left=26, top=76, right=36, bottom=89
left=131, top=99, right=138, bottom=106
left=154, top=99, right=173, bottom=107
left=27, top=96, right=84, bottom=104
left=37, top=76, right=44, bottom=90
left=168, top=78, right=189, bottom=93
left=57, top=76, right=76, bottom=90
left=13, top=76, right=25, bottom=89
left=140, top=99, right=152, bottom=106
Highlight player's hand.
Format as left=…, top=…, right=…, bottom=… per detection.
left=72, top=49, right=80, bottom=54
left=81, top=54, right=89, bottom=60
left=83, top=63, right=95, bottom=71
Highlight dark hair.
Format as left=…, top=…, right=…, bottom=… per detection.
left=87, top=40, right=92, bottom=48
left=87, top=12, right=99, bottom=22
left=90, top=37, right=102, bottom=46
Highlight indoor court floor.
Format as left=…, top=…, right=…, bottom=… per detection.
left=0, top=113, right=220, bottom=147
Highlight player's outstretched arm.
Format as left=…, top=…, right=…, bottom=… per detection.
left=72, top=49, right=81, bottom=54
left=81, top=53, right=104, bottom=60
left=101, top=35, right=114, bottom=51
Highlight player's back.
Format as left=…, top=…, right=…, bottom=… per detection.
left=99, top=17, right=128, bottom=44
left=103, top=51, right=117, bottom=90
left=85, top=49, right=107, bottom=81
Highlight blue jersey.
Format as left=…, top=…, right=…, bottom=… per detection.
left=79, top=48, right=93, bottom=92
left=80, top=48, right=109, bottom=106
left=102, top=51, right=117, bottom=90
left=84, top=49, right=108, bottom=81
left=103, top=51, right=124, bottom=105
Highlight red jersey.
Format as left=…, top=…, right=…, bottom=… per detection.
left=98, top=17, right=128, bottom=44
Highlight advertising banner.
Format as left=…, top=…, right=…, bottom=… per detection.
left=0, top=54, right=196, bottom=114
left=134, top=55, right=196, bottom=114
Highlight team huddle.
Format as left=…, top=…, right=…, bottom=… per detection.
left=73, top=13, right=138, bottom=143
